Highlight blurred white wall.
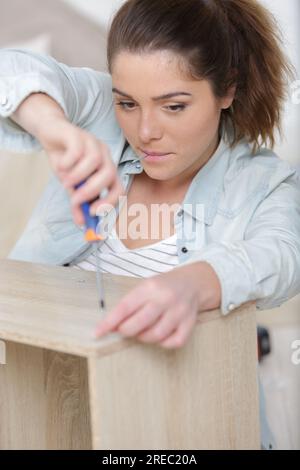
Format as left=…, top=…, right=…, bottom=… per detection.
left=62, top=0, right=125, bottom=29
left=62, top=0, right=300, bottom=68
left=0, top=0, right=108, bottom=69
left=261, top=0, right=300, bottom=72
left=261, top=0, right=300, bottom=165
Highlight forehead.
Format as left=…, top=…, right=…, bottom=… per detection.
left=111, top=50, right=216, bottom=101
left=111, top=50, right=193, bottom=85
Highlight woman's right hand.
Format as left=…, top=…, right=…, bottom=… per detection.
left=38, top=118, right=124, bottom=226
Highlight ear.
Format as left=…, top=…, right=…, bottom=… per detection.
left=221, top=84, right=237, bottom=110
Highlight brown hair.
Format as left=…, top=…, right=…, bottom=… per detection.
left=107, top=0, right=295, bottom=153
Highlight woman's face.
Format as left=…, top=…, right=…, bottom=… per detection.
left=111, top=50, right=234, bottom=187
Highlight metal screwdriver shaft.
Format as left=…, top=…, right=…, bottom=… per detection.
left=75, top=158, right=146, bottom=315
left=75, top=181, right=106, bottom=315
left=94, top=242, right=106, bottom=315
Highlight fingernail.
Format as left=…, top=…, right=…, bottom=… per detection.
left=96, top=204, right=111, bottom=217
left=96, top=209, right=108, bottom=218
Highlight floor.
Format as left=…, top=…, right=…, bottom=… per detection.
left=257, top=294, right=300, bottom=449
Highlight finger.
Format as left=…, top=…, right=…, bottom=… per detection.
left=63, top=141, right=112, bottom=188
left=117, top=302, right=164, bottom=337
left=90, top=179, right=125, bottom=216
left=57, top=169, right=69, bottom=182
left=63, top=153, right=106, bottom=189
left=136, top=306, right=184, bottom=343
left=70, top=167, right=117, bottom=208
left=68, top=186, right=84, bottom=225
left=71, top=204, right=85, bottom=226
left=159, top=315, right=197, bottom=349
left=94, top=283, right=151, bottom=337
left=48, top=151, right=64, bottom=174
left=58, top=146, right=83, bottom=172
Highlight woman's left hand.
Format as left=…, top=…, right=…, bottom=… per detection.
left=94, top=261, right=221, bottom=349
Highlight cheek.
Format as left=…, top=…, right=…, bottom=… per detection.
left=115, top=109, right=134, bottom=136
left=115, top=109, right=125, bottom=128
left=178, top=107, right=221, bottom=147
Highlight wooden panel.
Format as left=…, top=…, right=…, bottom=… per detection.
left=0, top=341, right=91, bottom=449
left=0, top=260, right=260, bottom=449
left=0, top=339, right=5, bottom=364
left=0, top=259, right=235, bottom=357
left=88, top=303, right=260, bottom=450
left=0, top=259, right=141, bottom=357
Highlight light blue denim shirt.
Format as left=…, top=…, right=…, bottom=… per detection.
left=1, top=49, right=300, bottom=449
left=1, top=49, right=299, bottom=318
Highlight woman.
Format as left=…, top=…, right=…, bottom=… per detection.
left=0, top=0, right=299, bottom=448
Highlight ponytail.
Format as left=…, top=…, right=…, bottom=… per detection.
left=219, top=0, right=294, bottom=152
left=107, top=0, right=295, bottom=153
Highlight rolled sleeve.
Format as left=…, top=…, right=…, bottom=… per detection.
left=0, top=48, right=110, bottom=152
left=0, top=69, right=68, bottom=152
left=190, top=242, right=258, bottom=315
left=185, top=170, right=300, bottom=315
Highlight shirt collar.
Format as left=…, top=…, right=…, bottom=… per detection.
left=118, top=124, right=251, bottom=225
left=119, top=140, right=138, bottom=164
left=182, top=133, right=230, bottom=225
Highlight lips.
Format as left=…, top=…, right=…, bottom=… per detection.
left=140, top=148, right=171, bottom=157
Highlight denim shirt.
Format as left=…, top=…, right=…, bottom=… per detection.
left=0, top=48, right=300, bottom=320
left=2, top=48, right=299, bottom=449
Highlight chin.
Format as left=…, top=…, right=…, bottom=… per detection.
left=144, top=168, right=177, bottom=181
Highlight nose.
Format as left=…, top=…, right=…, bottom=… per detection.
left=137, top=110, right=163, bottom=143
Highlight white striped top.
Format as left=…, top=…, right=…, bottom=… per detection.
left=73, top=227, right=179, bottom=278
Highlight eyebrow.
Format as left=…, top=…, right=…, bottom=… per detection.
left=112, top=87, right=192, bottom=101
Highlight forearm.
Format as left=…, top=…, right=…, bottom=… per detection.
left=181, top=261, right=222, bottom=312
left=11, top=92, right=67, bottom=142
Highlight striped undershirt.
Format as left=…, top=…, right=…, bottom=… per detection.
left=73, top=227, right=179, bottom=277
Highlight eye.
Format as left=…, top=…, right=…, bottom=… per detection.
left=115, top=102, right=187, bottom=113
left=116, top=101, right=136, bottom=110
left=164, top=104, right=187, bottom=112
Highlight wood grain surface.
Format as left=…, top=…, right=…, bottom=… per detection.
left=0, top=259, right=259, bottom=449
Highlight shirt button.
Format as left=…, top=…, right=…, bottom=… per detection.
left=3, top=102, right=13, bottom=112
left=0, top=95, right=8, bottom=106
left=228, top=303, right=235, bottom=312
left=177, top=209, right=184, bottom=217
left=181, top=247, right=188, bottom=253
left=135, top=162, right=142, bottom=170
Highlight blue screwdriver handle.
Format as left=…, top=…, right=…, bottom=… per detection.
left=75, top=181, right=103, bottom=242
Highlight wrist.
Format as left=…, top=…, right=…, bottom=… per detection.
left=185, top=261, right=222, bottom=312
left=37, top=116, right=72, bottom=147
left=11, top=92, right=67, bottom=142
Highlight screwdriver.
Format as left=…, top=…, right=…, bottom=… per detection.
left=75, top=182, right=106, bottom=315
left=75, top=155, right=146, bottom=313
